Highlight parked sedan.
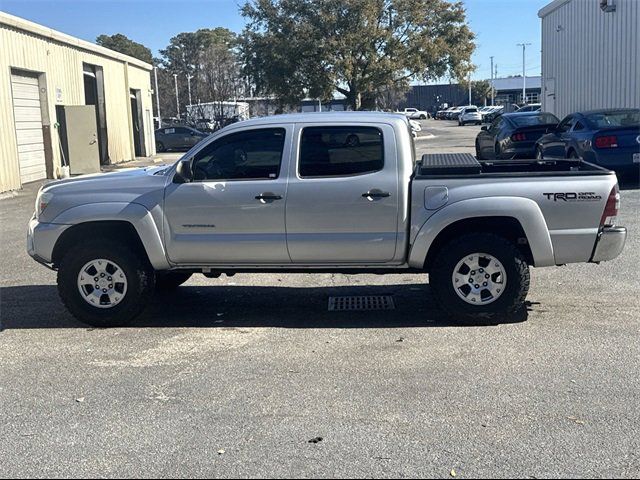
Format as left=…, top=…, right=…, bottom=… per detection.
left=475, top=112, right=560, bottom=160
left=155, top=126, right=208, bottom=152
left=534, top=109, right=640, bottom=174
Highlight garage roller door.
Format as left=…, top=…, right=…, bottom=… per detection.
left=11, top=73, right=46, bottom=184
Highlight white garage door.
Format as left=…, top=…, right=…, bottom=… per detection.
left=11, top=73, right=46, bottom=184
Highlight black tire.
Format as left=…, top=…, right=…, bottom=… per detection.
left=494, top=142, right=502, bottom=159
left=420, top=114, right=427, bottom=120
left=568, top=150, right=580, bottom=159
left=156, top=141, right=166, bottom=152
left=475, top=140, right=483, bottom=160
left=57, top=240, right=155, bottom=327
left=429, top=233, right=530, bottom=325
left=459, top=121, right=463, bottom=126
left=155, top=271, right=193, bottom=291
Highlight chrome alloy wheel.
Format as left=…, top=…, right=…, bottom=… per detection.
left=77, top=259, right=128, bottom=309
left=452, top=253, right=507, bottom=305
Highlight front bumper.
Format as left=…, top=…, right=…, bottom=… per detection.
left=27, top=216, right=70, bottom=265
left=590, top=226, right=627, bottom=263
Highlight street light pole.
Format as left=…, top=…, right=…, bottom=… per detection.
left=468, top=73, right=472, bottom=105
left=153, top=66, right=161, bottom=128
left=490, top=56, right=494, bottom=106
left=173, top=74, right=179, bottom=118
left=517, top=43, right=531, bottom=105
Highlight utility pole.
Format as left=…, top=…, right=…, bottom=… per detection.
left=173, top=73, right=179, bottom=118
left=517, top=43, right=531, bottom=105
left=490, top=56, right=495, bottom=106
left=153, top=66, right=161, bottom=128
left=187, top=74, right=193, bottom=107
left=468, top=73, right=472, bottom=105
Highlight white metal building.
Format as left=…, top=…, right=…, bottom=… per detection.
left=0, top=12, right=156, bottom=192
left=539, top=0, right=639, bottom=118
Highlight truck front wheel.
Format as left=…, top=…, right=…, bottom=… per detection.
left=429, top=233, right=530, bottom=324
left=57, top=240, right=155, bottom=327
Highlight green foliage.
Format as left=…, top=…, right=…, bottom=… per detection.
left=240, top=0, right=476, bottom=109
left=96, top=33, right=153, bottom=64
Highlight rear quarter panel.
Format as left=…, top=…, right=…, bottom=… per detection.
left=410, top=173, right=618, bottom=266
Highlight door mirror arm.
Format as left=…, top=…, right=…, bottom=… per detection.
left=173, top=159, right=193, bottom=184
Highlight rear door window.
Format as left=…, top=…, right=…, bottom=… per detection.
left=299, top=126, right=384, bottom=177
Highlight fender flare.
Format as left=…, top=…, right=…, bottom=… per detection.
left=408, top=196, right=555, bottom=268
left=51, top=202, right=170, bottom=270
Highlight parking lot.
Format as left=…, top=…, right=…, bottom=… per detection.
left=1, top=119, right=639, bottom=478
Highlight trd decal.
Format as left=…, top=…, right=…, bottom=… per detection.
left=543, top=192, right=602, bottom=202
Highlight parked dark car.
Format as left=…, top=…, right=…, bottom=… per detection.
left=155, top=126, right=208, bottom=152
left=534, top=109, right=640, bottom=173
left=475, top=112, right=560, bottom=160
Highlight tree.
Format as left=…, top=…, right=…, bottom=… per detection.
left=198, top=43, right=247, bottom=121
left=240, top=0, right=475, bottom=110
left=159, top=28, right=237, bottom=116
left=460, top=79, right=494, bottom=106
left=96, top=34, right=153, bottom=64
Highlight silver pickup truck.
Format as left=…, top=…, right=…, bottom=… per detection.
left=27, top=112, right=627, bottom=327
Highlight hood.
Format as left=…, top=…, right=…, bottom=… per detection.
left=38, top=166, right=171, bottom=224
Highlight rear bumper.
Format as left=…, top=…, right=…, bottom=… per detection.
left=590, top=226, right=627, bottom=263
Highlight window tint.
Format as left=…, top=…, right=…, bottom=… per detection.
left=173, top=127, right=191, bottom=134
left=465, top=108, right=478, bottom=113
left=573, top=121, right=585, bottom=131
left=557, top=116, right=573, bottom=133
left=299, top=126, right=384, bottom=177
left=586, top=110, right=640, bottom=128
left=192, top=128, right=285, bottom=181
left=510, top=113, right=560, bottom=127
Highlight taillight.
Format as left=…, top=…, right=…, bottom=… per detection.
left=600, top=184, right=620, bottom=226
left=595, top=135, right=618, bottom=148
left=511, top=132, right=527, bottom=142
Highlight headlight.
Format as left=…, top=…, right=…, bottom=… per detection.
left=35, top=190, right=53, bottom=219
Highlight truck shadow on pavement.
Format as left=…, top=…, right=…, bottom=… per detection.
left=0, top=283, right=529, bottom=330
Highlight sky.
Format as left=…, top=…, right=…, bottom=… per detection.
left=0, top=0, right=550, bottom=81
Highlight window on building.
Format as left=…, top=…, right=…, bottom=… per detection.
left=299, top=126, right=384, bottom=177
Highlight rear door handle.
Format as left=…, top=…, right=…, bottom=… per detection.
left=362, top=190, right=390, bottom=199
left=255, top=193, right=282, bottom=202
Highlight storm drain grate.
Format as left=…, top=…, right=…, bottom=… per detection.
left=328, top=295, right=395, bottom=311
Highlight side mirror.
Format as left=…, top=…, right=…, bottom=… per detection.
left=173, top=159, right=193, bottom=184
left=481, top=126, right=488, bottom=131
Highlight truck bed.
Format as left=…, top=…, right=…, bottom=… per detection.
left=416, top=153, right=613, bottom=178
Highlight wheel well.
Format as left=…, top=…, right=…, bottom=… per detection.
left=423, top=216, right=534, bottom=271
left=566, top=147, right=576, bottom=158
left=51, top=221, right=150, bottom=268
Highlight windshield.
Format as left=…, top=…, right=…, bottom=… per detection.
left=586, top=110, right=640, bottom=128
left=510, top=113, right=559, bottom=127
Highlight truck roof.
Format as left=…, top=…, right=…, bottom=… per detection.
left=230, top=111, right=409, bottom=129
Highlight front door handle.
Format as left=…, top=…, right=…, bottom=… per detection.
left=255, top=193, right=282, bottom=202
left=362, top=190, right=390, bottom=199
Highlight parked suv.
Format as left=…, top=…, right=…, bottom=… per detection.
left=459, top=106, right=482, bottom=126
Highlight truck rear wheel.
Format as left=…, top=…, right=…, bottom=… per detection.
left=57, top=240, right=155, bottom=327
left=429, top=233, right=530, bottom=324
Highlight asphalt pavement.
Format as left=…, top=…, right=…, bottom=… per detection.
left=1, top=119, right=639, bottom=478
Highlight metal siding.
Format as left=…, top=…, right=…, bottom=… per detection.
left=0, top=22, right=153, bottom=192
left=541, top=0, right=639, bottom=118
